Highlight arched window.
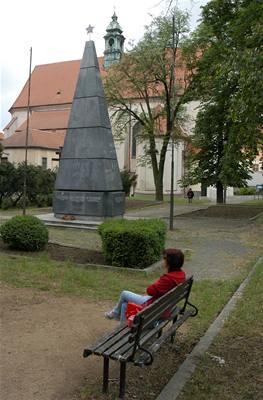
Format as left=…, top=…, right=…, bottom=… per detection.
left=132, top=122, right=140, bottom=159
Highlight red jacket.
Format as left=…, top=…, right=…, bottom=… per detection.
left=146, top=270, right=186, bottom=300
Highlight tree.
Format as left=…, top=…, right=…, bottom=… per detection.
left=183, top=0, right=263, bottom=203
left=104, top=9, right=192, bottom=201
left=0, top=161, right=17, bottom=207
left=0, top=162, right=56, bottom=208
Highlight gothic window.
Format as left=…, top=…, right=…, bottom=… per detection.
left=132, top=122, right=141, bottom=159
left=109, top=38, right=114, bottom=48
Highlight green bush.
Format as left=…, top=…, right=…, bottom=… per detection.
left=1, top=198, right=13, bottom=210
left=0, top=215, right=49, bottom=251
left=235, top=187, right=256, bottom=195
left=99, top=218, right=166, bottom=268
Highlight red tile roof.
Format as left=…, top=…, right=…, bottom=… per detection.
left=16, top=109, right=70, bottom=131
left=11, top=57, right=106, bottom=110
left=3, top=129, right=65, bottom=149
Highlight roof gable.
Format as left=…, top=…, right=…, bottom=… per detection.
left=11, top=57, right=106, bottom=110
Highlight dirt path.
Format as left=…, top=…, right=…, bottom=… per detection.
left=0, top=284, right=116, bottom=400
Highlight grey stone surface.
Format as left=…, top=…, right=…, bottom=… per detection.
left=75, top=68, right=105, bottom=98
left=53, top=191, right=125, bottom=217
left=55, top=159, right=123, bottom=191
left=61, top=128, right=117, bottom=159
left=53, top=40, right=124, bottom=218
left=80, top=41, right=100, bottom=69
left=67, top=97, right=111, bottom=129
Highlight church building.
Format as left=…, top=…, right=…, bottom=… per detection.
left=2, top=13, right=202, bottom=195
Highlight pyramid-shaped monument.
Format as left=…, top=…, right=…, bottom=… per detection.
left=53, top=41, right=125, bottom=219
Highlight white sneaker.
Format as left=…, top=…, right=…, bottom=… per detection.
left=105, top=310, right=116, bottom=320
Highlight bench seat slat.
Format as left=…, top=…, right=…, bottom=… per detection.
left=84, top=325, right=129, bottom=355
left=92, top=328, right=131, bottom=355
left=98, top=333, right=132, bottom=357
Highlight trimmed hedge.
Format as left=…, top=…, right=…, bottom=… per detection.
left=98, top=218, right=167, bottom=268
left=0, top=215, right=49, bottom=251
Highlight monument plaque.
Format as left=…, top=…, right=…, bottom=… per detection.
left=53, top=40, right=125, bottom=219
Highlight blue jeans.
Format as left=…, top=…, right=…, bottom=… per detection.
left=113, top=291, right=152, bottom=322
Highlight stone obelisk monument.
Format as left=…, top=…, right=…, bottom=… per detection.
left=53, top=40, right=125, bottom=219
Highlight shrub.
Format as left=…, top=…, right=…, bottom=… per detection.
left=99, top=218, right=166, bottom=268
left=235, top=187, right=256, bottom=195
left=1, top=198, right=13, bottom=210
left=0, top=215, right=49, bottom=251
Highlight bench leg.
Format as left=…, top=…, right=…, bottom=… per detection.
left=103, top=357, right=109, bottom=393
left=119, top=362, right=126, bottom=399
left=171, top=316, right=178, bottom=343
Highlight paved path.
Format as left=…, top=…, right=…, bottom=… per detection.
left=126, top=201, right=263, bottom=281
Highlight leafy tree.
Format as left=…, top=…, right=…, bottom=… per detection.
left=0, top=162, right=56, bottom=208
left=104, top=9, right=192, bottom=201
left=184, top=0, right=263, bottom=203
left=0, top=161, right=17, bottom=207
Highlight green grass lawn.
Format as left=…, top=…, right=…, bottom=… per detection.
left=0, top=252, right=251, bottom=341
left=238, top=198, right=263, bottom=206
left=178, top=258, right=263, bottom=400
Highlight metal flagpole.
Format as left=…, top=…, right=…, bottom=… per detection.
left=169, top=14, right=175, bottom=230
left=22, top=47, right=32, bottom=215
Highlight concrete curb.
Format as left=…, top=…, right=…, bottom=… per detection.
left=48, top=240, right=162, bottom=275
left=156, top=257, right=263, bottom=400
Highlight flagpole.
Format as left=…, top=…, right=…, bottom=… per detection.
left=23, top=47, right=32, bottom=215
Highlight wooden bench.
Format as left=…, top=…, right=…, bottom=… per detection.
left=83, top=276, right=198, bottom=399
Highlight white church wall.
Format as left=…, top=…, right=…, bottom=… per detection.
left=183, top=101, right=200, bottom=134
left=4, top=110, right=27, bottom=138
left=206, top=186, right=234, bottom=200
left=135, top=139, right=185, bottom=194
left=114, top=139, right=125, bottom=171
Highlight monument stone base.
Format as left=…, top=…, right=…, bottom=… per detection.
left=53, top=190, right=125, bottom=219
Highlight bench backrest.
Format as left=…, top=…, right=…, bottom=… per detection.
left=128, top=276, right=194, bottom=354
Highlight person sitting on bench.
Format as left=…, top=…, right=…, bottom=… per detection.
left=105, top=248, right=186, bottom=323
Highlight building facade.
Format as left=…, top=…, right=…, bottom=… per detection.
left=4, top=13, right=259, bottom=195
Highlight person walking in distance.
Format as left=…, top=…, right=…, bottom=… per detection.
left=187, top=188, right=194, bottom=204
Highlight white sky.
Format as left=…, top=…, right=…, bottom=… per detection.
left=0, top=0, right=208, bottom=130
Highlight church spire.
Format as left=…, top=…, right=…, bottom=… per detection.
left=104, top=12, right=125, bottom=68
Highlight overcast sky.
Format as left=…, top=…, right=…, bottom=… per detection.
left=0, top=0, right=208, bottom=130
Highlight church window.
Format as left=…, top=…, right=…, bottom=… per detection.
left=109, top=38, right=114, bottom=47
left=42, top=157, right=47, bottom=169
left=132, top=122, right=141, bottom=159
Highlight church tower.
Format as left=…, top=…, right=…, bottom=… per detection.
left=104, top=12, right=125, bottom=68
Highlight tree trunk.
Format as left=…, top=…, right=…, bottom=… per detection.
left=201, top=182, right=207, bottom=197
left=216, top=181, right=224, bottom=204
left=155, top=176, right=163, bottom=201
